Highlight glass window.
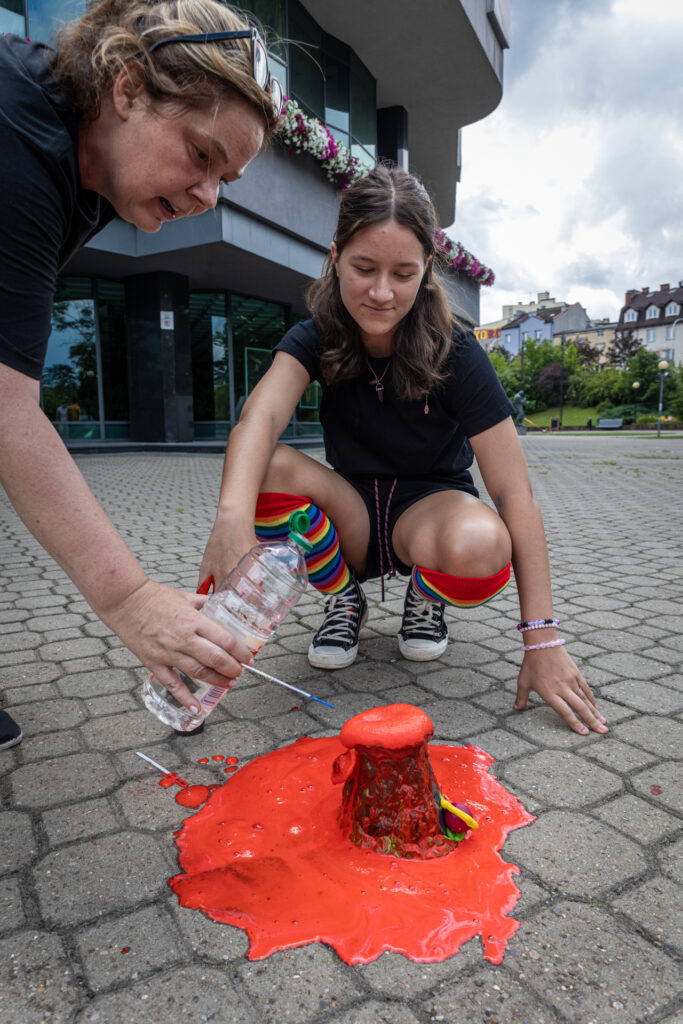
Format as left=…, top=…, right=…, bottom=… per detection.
left=288, top=0, right=324, bottom=120
left=666, top=302, right=680, bottom=316
left=231, top=294, right=287, bottom=408
left=646, top=306, right=659, bottom=319
left=325, top=56, right=349, bottom=132
left=43, top=277, right=101, bottom=440
left=96, top=279, right=129, bottom=438
left=350, top=51, right=376, bottom=162
left=534, top=329, right=542, bottom=339
left=27, top=0, right=84, bottom=44
left=240, top=0, right=286, bottom=59
left=624, top=310, right=637, bottom=322
left=647, top=328, right=655, bottom=343
left=666, top=325, right=675, bottom=341
left=190, top=292, right=230, bottom=438
left=1, top=0, right=25, bottom=36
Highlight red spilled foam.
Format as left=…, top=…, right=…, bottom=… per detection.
left=169, top=732, right=533, bottom=964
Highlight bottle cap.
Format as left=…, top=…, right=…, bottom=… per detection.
left=288, top=510, right=313, bottom=552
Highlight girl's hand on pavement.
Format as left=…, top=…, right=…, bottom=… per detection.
left=515, top=645, right=608, bottom=735
left=100, top=579, right=254, bottom=714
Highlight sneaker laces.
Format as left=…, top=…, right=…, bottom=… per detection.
left=403, top=582, right=444, bottom=634
left=315, top=589, right=362, bottom=644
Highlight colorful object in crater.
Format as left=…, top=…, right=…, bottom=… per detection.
left=169, top=703, right=534, bottom=965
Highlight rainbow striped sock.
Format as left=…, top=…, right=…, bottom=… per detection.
left=412, top=563, right=511, bottom=608
left=255, top=492, right=351, bottom=595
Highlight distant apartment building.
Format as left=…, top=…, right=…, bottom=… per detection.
left=558, top=319, right=617, bottom=365
left=618, top=284, right=683, bottom=366
left=491, top=303, right=589, bottom=357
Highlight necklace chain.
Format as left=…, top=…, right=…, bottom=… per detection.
left=366, top=357, right=391, bottom=402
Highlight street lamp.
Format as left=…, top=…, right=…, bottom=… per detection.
left=657, top=359, right=669, bottom=439
left=632, top=380, right=640, bottom=426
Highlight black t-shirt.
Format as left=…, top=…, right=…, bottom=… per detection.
left=0, top=36, right=115, bottom=379
left=275, top=318, right=514, bottom=481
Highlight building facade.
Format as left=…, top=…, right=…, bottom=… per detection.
left=4, top=0, right=508, bottom=445
left=618, top=284, right=683, bottom=366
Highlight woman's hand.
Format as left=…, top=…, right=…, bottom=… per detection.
left=514, top=645, right=608, bottom=735
left=101, top=579, right=255, bottom=713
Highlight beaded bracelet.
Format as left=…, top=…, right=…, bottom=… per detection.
left=516, top=617, right=559, bottom=632
left=520, top=638, right=566, bottom=652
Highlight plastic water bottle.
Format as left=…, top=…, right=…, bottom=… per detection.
left=141, top=512, right=312, bottom=732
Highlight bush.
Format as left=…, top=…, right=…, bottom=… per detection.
left=596, top=403, right=642, bottom=423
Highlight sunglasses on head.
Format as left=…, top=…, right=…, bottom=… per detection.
left=148, top=28, right=283, bottom=115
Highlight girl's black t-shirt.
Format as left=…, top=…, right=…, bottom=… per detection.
left=275, top=318, right=514, bottom=482
left=0, top=36, right=115, bottom=380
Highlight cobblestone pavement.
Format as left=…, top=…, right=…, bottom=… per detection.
left=1, top=435, right=681, bottom=1024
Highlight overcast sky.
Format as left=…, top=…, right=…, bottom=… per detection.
left=451, top=0, right=683, bottom=325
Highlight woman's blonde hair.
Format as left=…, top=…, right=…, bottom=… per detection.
left=52, top=0, right=281, bottom=134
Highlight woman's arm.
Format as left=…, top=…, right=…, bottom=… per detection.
left=470, top=417, right=608, bottom=735
left=199, top=351, right=312, bottom=586
left=0, top=363, right=254, bottom=711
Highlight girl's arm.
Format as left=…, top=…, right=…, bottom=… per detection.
left=470, top=417, right=608, bottom=735
left=200, top=351, right=312, bottom=586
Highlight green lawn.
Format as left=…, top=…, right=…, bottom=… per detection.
left=529, top=406, right=599, bottom=427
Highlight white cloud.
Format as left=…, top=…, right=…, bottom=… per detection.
left=450, top=0, right=683, bottom=324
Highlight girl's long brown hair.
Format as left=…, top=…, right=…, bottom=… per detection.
left=307, top=164, right=460, bottom=401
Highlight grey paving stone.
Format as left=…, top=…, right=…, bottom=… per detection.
left=505, top=707, right=606, bottom=749
left=659, top=836, right=683, bottom=883
left=170, top=900, right=249, bottom=961
left=595, top=793, right=680, bottom=841
left=39, top=637, right=107, bottom=661
left=504, top=811, right=646, bottom=895
left=612, top=715, right=683, bottom=758
left=588, top=651, right=670, bottom=680
left=58, top=667, right=139, bottom=698
left=76, top=905, right=185, bottom=991
left=584, top=738, right=658, bottom=772
left=34, top=832, right=174, bottom=926
left=16, top=728, right=82, bottom=762
left=84, top=692, right=140, bottom=716
left=509, top=899, right=681, bottom=1023
left=612, top=877, right=682, bottom=953
left=0, top=930, right=80, bottom=1024
left=117, top=771, right=215, bottom=831
left=0, top=810, right=36, bottom=873
left=502, top=751, right=622, bottom=808
left=0, top=630, right=43, bottom=652
left=11, top=697, right=86, bottom=736
left=10, top=752, right=119, bottom=808
left=631, top=761, right=683, bottom=814
left=469, top=728, right=537, bottom=760
left=238, top=944, right=360, bottom=1023
left=427, top=973, right=561, bottom=1024
left=417, top=665, right=495, bottom=698
left=74, top=966, right=257, bottom=1023
left=335, top=1001, right=422, bottom=1024
left=42, top=797, right=119, bottom=846
left=357, top=940, right=480, bottom=996
left=0, top=661, right=62, bottom=685
left=600, top=679, right=683, bottom=714
left=0, top=875, right=25, bottom=933
left=81, top=709, right=170, bottom=750
left=2, top=682, right=58, bottom=705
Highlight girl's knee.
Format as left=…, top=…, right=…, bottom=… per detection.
left=437, top=514, right=511, bottom=577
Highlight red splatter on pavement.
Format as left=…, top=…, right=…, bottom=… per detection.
left=225, top=757, right=238, bottom=765
left=159, top=772, right=188, bottom=789
left=121, top=947, right=130, bottom=954
left=212, top=755, right=225, bottom=761
left=197, top=758, right=209, bottom=764
left=650, top=785, right=663, bottom=795
left=223, top=765, right=238, bottom=773
left=175, top=785, right=211, bottom=809
left=169, top=733, right=533, bottom=965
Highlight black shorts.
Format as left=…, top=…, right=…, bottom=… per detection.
left=338, top=473, right=480, bottom=582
